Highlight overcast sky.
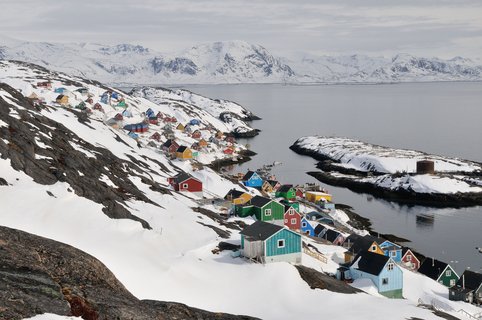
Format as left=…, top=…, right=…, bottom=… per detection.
left=1, top=0, right=482, bottom=59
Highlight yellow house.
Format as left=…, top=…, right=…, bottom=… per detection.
left=344, top=238, right=384, bottom=263
left=305, top=191, right=332, bottom=203
left=55, top=94, right=69, bottom=106
left=176, top=123, right=185, bottom=132
left=224, top=189, right=252, bottom=205
left=176, top=146, right=192, bottom=160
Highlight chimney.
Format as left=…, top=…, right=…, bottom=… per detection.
left=462, top=274, right=465, bottom=289
left=432, top=257, right=434, bottom=267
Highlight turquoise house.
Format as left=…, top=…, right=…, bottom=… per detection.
left=379, top=240, right=403, bottom=263
left=349, top=251, right=403, bottom=298
left=242, top=171, right=263, bottom=188
left=240, top=221, right=302, bottom=264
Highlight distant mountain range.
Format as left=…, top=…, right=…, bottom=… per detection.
left=1, top=35, right=481, bottom=85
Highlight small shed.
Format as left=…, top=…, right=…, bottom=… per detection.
left=240, top=221, right=302, bottom=264
left=305, top=191, right=332, bottom=203
left=416, top=160, right=435, bottom=174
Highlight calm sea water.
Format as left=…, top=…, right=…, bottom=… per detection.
left=179, top=82, right=482, bottom=274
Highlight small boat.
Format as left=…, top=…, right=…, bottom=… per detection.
left=476, top=247, right=482, bottom=253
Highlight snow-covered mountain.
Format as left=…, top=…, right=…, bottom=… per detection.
left=1, top=35, right=481, bottom=84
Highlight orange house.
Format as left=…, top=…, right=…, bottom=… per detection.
left=199, top=139, right=208, bottom=148
left=176, top=146, right=192, bottom=160
left=224, top=189, right=252, bottom=205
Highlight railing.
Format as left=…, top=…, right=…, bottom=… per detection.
left=303, top=247, right=327, bottom=264
left=417, top=298, right=482, bottom=320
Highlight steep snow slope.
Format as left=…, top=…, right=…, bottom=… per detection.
left=0, top=61, right=474, bottom=320
left=1, top=36, right=481, bottom=84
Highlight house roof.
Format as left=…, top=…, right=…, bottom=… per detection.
left=177, top=146, right=188, bottom=153
left=401, top=248, right=420, bottom=261
left=224, top=189, right=246, bottom=199
left=454, top=270, right=482, bottom=290
left=418, top=258, right=449, bottom=281
left=351, top=251, right=390, bottom=276
left=249, top=195, right=272, bottom=208
left=284, top=205, right=299, bottom=214
left=242, top=170, right=258, bottom=181
left=347, top=235, right=382, bottom=254
left=314, top=224, right=326, bottom=236
left=240, top=221, right=283, bottom=241
left=162, top=139, right=177, bottom=147
left=323, top=229, right=342, bottom=242
left=277, top=184, right=294, bottom=192
left=267, top=180, right=279, bottom=187
left=172, top=172, right=199, bottom=184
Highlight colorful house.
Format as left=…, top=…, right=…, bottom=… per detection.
left=249, top=196, right=285, bottom=224
left=242, top=171, right=263, bottom=188
left=223, top=147, right=234, bottom=155
left=300, top=217, right=318, bottom=236
left=449, top=270, right=482, bottom=304
left=168, top=172, right=202, bottom=196
left=150, top=132, right=161, bottom=142
left=379, top=240, right=403, bottom=263
left=418, top=258, right=459, bottom=287
left=191, top=142, right=201, bottom=151
left=162, top=139, right=179, bottom=154
left=284, top=206, right=301, bottom=231
left=224, top=189, right=252, bottom=205
left=55, top=94, right=69, bottom=105
left=344, top=235, right=385, bottom=263
left=262, top=180, right=281, bottom=194
left=275, top=185, right=296, bottom=201
left=37, top=81, right=52, bottom=89
left=295, top=188, right=304, bottom=199
left=401, top=248, right=421, bottom=271
left=117, top=100, right=127, bottom=108
left=320, top=229, right=345, bottom=246
left=176, top=146, right=193, bottom=160
left=199, top=139, right=208, bottom=148
left=240, top=221, right=302, bottom=264
left=176, top=123, right=185, bottom=132
left=305, top=211, right=335, bottom=226
left=305, top=191, right=332, bottom=203
left=348, top=251, right=403, bottom=298
left=191, top=130, right=202, bottom=139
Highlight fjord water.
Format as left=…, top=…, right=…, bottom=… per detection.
left=180, top=82, right=482, bottom=274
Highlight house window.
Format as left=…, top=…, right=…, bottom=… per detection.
left=277, top=239, right=285, bottom=248
left=371, top=245, right=376, bottom=251
left=291, top=218, right=297, bottom=224
left=406, top=255, right=412, bottom=261
left=387, top=263, right=394, bottom=271
left=265, top=209, right=272, bottom=216
left=284, top=219, right=288, bottom=223
left=182, top=183, right=189, bottom=189
left=390, top=251, right=397, bottom=257
left=446, top=270, right=451, bottom=277
left=302, top=222, right=307, bottom=227
left=382, top=278, right=389, bottom=285
left=289, top=210, right=294, bottom=216
left=450, top=279, right=456, bottom=286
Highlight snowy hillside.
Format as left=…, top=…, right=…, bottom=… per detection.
left=1, top=35, right=481, bottom=84
left=1, top=61, right=480, bottom=319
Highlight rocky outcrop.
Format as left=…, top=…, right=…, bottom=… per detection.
left=0, top=225, right=258, bottom=320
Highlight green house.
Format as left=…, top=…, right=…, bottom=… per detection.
left=117, top=100, right=127, bottom=108
left=234, top=204, right=254, bottom=217
left=418, top=258, right=459, bottom=287
left=275, top=184, right=296, bottom=201
left=240, top=221, right=302, bottom=264
left=250, top=196, right=284, bottom=223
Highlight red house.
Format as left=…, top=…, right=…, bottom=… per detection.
left=150, top=132, right=161, bottom=142
left=168, top=173, right=203, bottom=195
left=225, top=136, right=236, bottom=144
left=284, top=206, right=302, bottom=231
left=223, top=147, right=234, bottom=155
left=37, top=81, right=52, bottom=89
left=295, top=188, right=304, bottom=199
left=149, top=118, right=159, bottom=125
left=156, top=111, right=164, bottom=119
left=93, top=103, right=103, bottom=111
left=401, top=248, right=421, bottom=271
left=191, top=130, right=202, bottom=139
left=162, top=139, right=179, bottom=154
left=114, top=113, right=124, bottom=121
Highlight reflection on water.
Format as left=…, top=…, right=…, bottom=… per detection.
left=180, top=82, right=482, bottom=274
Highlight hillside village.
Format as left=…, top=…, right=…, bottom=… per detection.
left=0, top=60, right=481, bottom=320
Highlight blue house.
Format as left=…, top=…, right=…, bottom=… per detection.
left=379, top=240, right=402, bottom=263
left=54, top=87, right=67, bottom=94
left=146, top=108, right=155, bottom=118
left=240, top=221, right=302, bottom=264
left=189, top=119, right=201, bottom=126
left=300, top=217, right=318, bottom=236
left=242, top=171, right=263, bottom=188
left=305, top=211, right=335, bottom=226
left=349, top=251, right=403, bottom=298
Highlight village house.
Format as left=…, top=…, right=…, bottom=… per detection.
left=400, top=248, right=421, bottom=271
left=418, top=258, right=459, bottom=287
left=234, top=196, right=285, bottom=225
left=240, top=221, right=302, bottom=264
left=191, top=130, right=202, bottom=139
left=305, top=191, right=332, bottom=203
left=449, top=270, right=482, bottom=304
left=176, top=123, right=185, bottom=132
left=150, top=132, right=161, bottom=142
left=379, top=240, right=403, bottom=263
left=223, top=147, right=234, bottom=155
left=224, top=189, right=252, bottom=205
left=346, top=251, right=403, bottom=298
left=198, top=139, right=209, bottom=148
left=262, top=180, right=281, bottom=194
left=242, top=171, right=263, bottom=188
left=344, top=235, right=385, bottom=263
left=191, top=142, right=201, bottom=151
left=300, top=217, right=319, bottom=236
left=36, top=81, right=52, bottom=89
left=168, top=173, right=202, bottom=196
left=283, top=206, right=301, bottom=231
left=295, top=187, right=304, bottom=199
left=275, top=184, right=296, bottom=201
left=55, top=94, right=69, bottom=106
left=161, top=139, right=179, bottom=154
left=176, top=146, right=193, bottom=160
left=320, top=229, right=345, bottom=246
left=305, top=211, right=335, bottom=226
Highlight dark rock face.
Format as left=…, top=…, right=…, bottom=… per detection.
left=295, top=265, right=361, bottom=294
left=0, top=225, right=258, bottom=320
left=0, top=83, right=173, bottom=229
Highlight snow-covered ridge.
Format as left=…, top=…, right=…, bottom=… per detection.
left=1, top=36, right=481, bottom=85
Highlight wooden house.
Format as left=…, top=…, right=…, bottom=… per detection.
left=114, top=113, right=124, bottom=121
left=191, top=130, right=202, bottom=139
left=168, top=172, right=202, bottom=196
left=305, top=191, right=332, bottom=203
left=162, top=139, right=179, bottom=154
left=240, top=221, right=302, bottom=264
left=156, top=111, right=164, bottom=119
left=295, top=188, right=304, bottom=199
left=418, top=258, right=459, bottom=287
left=234, top=196, right=284, bottom=224
left=284, top=206, right=301, bottom=231
left=379, top=240, right=403, bottom=263
left=281, top=200, right=299, bottom=212
left=348, top=251, right=403, bottom=298
left=401, top=248, right=421, bottom=271
left=242, top=171, right=263, bottom=188
left=176, top=123, right=185, bottom=132
left=55, top=94, right=69, bottom=105
left=305, top=211, right=335, bottom=226
left=300, top=217, right=319, bottom=236
left=176, top=146, right=193, bottom=160
left=225, top=136, right=236, bottom=144
left=191, top=142, right=201, bottom=151
left=262, top=180, right=281, bottom=194
left=314, top=224, right=327, bottom=238
left=75, top=88, right=89, bottom=96
left=344, top=235, right=385, bottom=264
left=449, top=270, right=482, bottom=304
left=117, top=100, right=127, bottom=108
left=150, top=132, right=161, bottom=142
left=37, top=81, right=52, bottom=89
left=93, top=103, right=103, bottom=111
left=223, top=147, right=234, bottom=155
left=28, top=92, right=39, bottom=100
left=275, top=185, right=296, bottom=201
left=224, top=189, right=252, bottom=205
left=320, top=229, right=345, bottom=246
left=199, top=139, right=208, bottom=148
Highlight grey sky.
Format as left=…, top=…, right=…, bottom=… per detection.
left=1, top=0, right=482, bottom=58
